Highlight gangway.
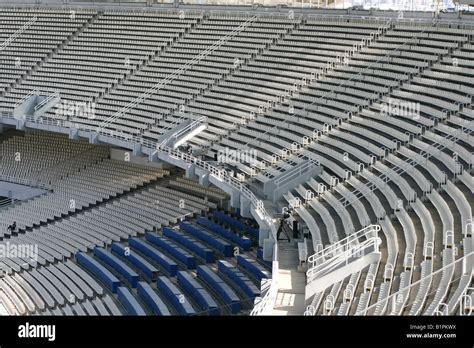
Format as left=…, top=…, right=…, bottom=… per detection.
left=305, top=225, right=381, bottom=300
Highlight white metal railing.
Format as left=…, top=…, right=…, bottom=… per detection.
left=171, top=116, right=208, bottom=141
left=0, top=112, right=281, bottom=313
left=34, top=91, right=59, bottom=111
left=158, top=114, right=187, bottom=134
left=357, top=251, right=474, bottom=316
left=337, top=120, right=474, bottom=210
left=0, top=174, right=51, bottom=190
left=156, top=115, right=208, bottom=148
left=308, top=225, right=380, bottom=264
left=306, top=224, right=381, bottom=282
left=13, top=89, right=39, bottom=109
left=250, top=259, right=279, bottom=315
left=273, top=156, right=320, bottom=188
left=0, top=15, right=37, bottom=52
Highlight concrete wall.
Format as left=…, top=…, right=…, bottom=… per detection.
left=0, top=181, right=46, bottom=201
left=110, top=148, right=163, bottom=168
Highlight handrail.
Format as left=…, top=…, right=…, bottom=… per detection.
left=0, top=174, right=51, bottom=190
left=13, top=89, right=39, bottom=109
left=0, top=113, right=280, bottom=314
left=0, top=15, right=37, bottom=52
left=357, top=251, right=474, bottom=315
left=336, top=120, right=474, bottom=211
left=250, top=259, right=279, bottom=316
left=306, top=225, right=381, bottom=284
left=34, top=91, right=59, bottom=111
left=273, top=157, right=320, bottom=188
left=172, top=116, right=208, bottom=140
left=308, top=224, right=380, bottom=264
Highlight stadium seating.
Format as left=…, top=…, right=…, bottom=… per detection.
left=217, top=260, right=261, bottom=300
left=144, top=233, right=197, bottom=269
left=236, top=255, right=271, bottom=282
left=94, top=247, right=140, bottom=288
left=129, top=238, right=179, bottom=276
left=180, top=222, right=233, bottom=257
left=196, top=265, right=241, bottom=314
left=75, top=252, right=121, bottom=294
left=162, top=227, right=215, bottom=263
left=0, top=6, right=472, bottom=317
left=156, top=276, right=196, bottom=315
left=136, top=281, right=171, bottom=316
left=177, top=271, right=219, bottom=315
left=117, top=286, right=146, bottom=316
left=197, top=217, right=252, bottom=250
left=111, top=242, right=159, bottom=280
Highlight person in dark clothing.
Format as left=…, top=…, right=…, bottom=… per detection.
left=7, top=221, right=16, bottom=233
left=277, top=215, right=291, bottom=243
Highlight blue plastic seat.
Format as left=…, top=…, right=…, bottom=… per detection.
left=75, top=252, right=120, bottom=293
left=111, top=242, right=159, bottom=279
left=128, top=238, right=178, bottom=276
left=137, top=281, right=171, bottom=316
left=156, top=276, right=195, bottom=316
left=94, top=247, right=140, bottom=288
left=197, top=265, right=241, bottom=314
left=163, top=227, right=214, bottom=263
left=177, top=271, right=219, bottom=315
left=145, top=233, right=196, bottom=269
left=117, top=286, right=146, bottom=316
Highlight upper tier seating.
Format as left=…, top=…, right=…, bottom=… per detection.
left=0, top=8, right=471, bottom=316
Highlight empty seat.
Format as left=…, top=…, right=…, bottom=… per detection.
left=144, top=233, right=196, bottom=269
left=94, top=247, right=140, bottom=288
left=180, top=222, right=233, bottom=257
left=136, top=281, right=171, bottom=316
left=111, top=242, right=159, bottom=279
left=128, top=238, right=178, bottom=276
left=117, top=286, right=146, bottom=316
left=197, top=265, right=241, bottom=314
left=217, top=260, right=260, bottom=300
left=197, top=217, right=252, bottom=251
left=156, top=276, right=195, bottom=316
left=177, top=271, right=219, bottom=315
left=236, top=255, right=271, bottom=282
left=163, top=227, right=214, bottom=263
left=75, top=252, right=120, bottom=293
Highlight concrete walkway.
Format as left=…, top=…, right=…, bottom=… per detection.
left=272, top=240, right=306, bottom=315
